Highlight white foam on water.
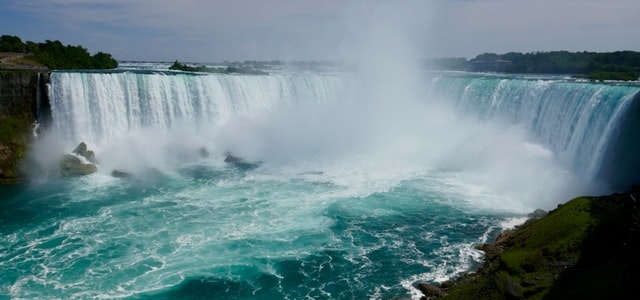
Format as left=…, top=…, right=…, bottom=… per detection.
left=40, top=64, right=616, bottom=216
left=500, top=217, right=530, bottom=230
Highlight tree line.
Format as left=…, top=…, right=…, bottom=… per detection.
left=428, top=51, right=640, bottom=81
left=0, top=35, right=117, bottom=69
left=169, top=60, right=268, bottom=75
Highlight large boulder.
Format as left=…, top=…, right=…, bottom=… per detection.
left=417, top=283, right=444, bottom=299
left=111, top=169, right=131, bottom=178
left=60, top=154, right=97, bottom=177
left=223, top=152, right=260, bottom=171
left=502, top=278, right=523, bottom=299
left=224, top=153, right=243, bottom=163
left=73, top=142, right=97, bottom=163
left=59, top=142, right=99, bottom=177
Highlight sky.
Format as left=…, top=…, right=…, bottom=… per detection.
left=1, top=0, right=639, bottom=62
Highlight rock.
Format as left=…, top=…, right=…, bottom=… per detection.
left=503, top=278, right=523, bottom=299
left=111, top=170, right=131, bottom=178
left=72, top=142, right=88, bottom=155
left=0, top=142, right=10, bottom=163
left=0, top=142, right=12, bottom=179
left=417, top=283, right=444, bottom=299
left=72, top=142, right=98, bottom=163
left=477, top=243, right=500, bottom=260
left=223, top=152, right=260, bottom=170
left=197, top=147, right=210, bottom=158
left=224, top=152, right=243, bottom=163
left=224, top=152, right=260, bottom=171
left=439, top=280, right=455, bottom=289
left=60, top=154, right=97, bottom=177
left=84, top=150, right=96, bottom=163
left=60, top=142, right=99, bottom=177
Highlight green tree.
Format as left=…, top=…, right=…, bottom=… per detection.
left=92, top=52, right=118, bottom=69
left=0, top=35, right=26, bottom=52
left=27, top=39, right=118, bottom=69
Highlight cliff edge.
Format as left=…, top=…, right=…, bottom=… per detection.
left=0, top=69, right=46, bottom=183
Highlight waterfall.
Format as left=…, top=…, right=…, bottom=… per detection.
left=47, top=70, right=640, bottom=190
left=428, top=74, right=640, bottom=190
left=36, top=72, right=52, bottom=128
left=48, top=71, right=349, bottom=145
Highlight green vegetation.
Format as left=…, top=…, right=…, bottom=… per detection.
left=428, top=51, right=640, bottom=81
left=168, top=61, right=209, bottom=72
left=433, top=188, right=640, bottom=300
left=0, top=116, right=32, bottom=183
left=0, top=35, right=117, bottom=69
left=0, top=35, right=26, bottom=53
left=579, top=70, right=639, bottom=81
left=0, top=116, right=30, bottom=145
left=169, top=60, right=268, bottom=75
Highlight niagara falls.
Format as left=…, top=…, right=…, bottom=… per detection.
left=1, top=1, right=640, bottom=299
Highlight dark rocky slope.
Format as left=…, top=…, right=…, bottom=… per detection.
left=418, top=185, right=640, bottom=299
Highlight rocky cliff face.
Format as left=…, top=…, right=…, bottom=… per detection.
left=0, top=71, right=47, bottom=183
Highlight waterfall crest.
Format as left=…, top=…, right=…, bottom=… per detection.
left=48, top=71, right=640, bottom=190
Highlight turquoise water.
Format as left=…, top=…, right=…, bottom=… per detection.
left=1, top=161, right=509, bottom=299
left=1, top=69, right=638, bottom=299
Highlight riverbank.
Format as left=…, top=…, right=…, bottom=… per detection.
left=417, top=185, right=640, bottom=299
left=0, top=52, right=47, bottom=70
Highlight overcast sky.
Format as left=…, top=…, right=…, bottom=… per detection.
left=1, top=0, right=639, bottom=62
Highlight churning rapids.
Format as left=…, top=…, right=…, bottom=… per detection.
left=1, top=65, right=639, bottom=299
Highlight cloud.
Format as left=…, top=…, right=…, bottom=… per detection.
left=9, top=0, right=353, bottom=60
left=4, top=0, right=640, bottom=61
left=10, top=1, right=345, bottom=39
left=432, top=0, right=640, bottom=56
left=447, top=0, right=636, bottom=33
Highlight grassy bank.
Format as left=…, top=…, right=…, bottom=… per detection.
left=419, top=186, right=640, bottom=299
left=0, top=52, right=45, bottom=69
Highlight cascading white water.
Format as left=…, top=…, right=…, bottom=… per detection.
left=49, top=71, right=349, bottom=145
left=45, top=70, right=640, bottom=197
left=428, top=74, right=640, bottom=187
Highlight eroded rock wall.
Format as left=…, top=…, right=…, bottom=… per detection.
left=0, top=71, right=45, bottom=183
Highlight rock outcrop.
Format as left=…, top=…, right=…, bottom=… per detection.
left=0, top=71, right=46, bottom=183
left=111, top=170, right=131, bottom=178
left=59, top=142, right=98, bottom=177
left=417, top=283, right=444, bottom=299
left=223, top=152, right=260, bottom=170
left=223, top=153, right=243, bottom=164
left=73, top=142, right=98, bottom=163
left=60, top=154, right=97, bottom=177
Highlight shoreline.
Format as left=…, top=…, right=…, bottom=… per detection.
left=416, top=185, right=640, bottom=299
